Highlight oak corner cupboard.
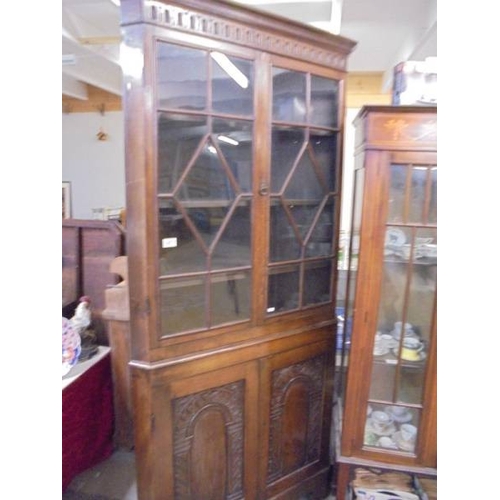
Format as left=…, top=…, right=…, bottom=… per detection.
left=119, top=0, right=356, bottom=498
left=334, top=105, right=437, bottom=499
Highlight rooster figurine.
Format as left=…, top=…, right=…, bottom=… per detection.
left=69, top=296, right=98, bottom=359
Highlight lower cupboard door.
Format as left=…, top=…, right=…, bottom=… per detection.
left=260, top=340, right=334, bottom=499
left=151, top=361, right=260, bottom=499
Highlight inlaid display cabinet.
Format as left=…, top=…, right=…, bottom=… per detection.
left=119, top=0, right=355, bottom=498
left=334, top=106, right=437, bottom=499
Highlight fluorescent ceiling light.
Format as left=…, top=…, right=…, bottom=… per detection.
left=211, top=52, right=249, bottom=89
left=217, top=135, right=239, bottom=146
left=110, top=0, right=120, bottom=6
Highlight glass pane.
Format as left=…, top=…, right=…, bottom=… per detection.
left=212, top=201, right=252, bottom=270
left=398, top=365, right=426, bottom=405
left=428, top=167, right=437, bottom=224
left=406, top=229, right=437, bottom=342
left=270, top=127, right=305, bottom=193
left=284, top=151, right=324, bottom=201
left=303, top=260, right=332, bottom=305
left=309, top=129, right=337, bottom=192
left=267, top=265, right=300, bottom=314
left=387, top=164, right=407, bottom=223
left=211, top=52, right=254, bottom=116
left=269, top=200, right=301, bottom=262
left=158, top=114, right=208, bottom=193
left=272, top=68, right=306, bottom=122
left=157, top=43, right=207, bottom=110
left=213, top=119, right=253, bottom=192
left=305, top=198, right=334, bottom=258
left=364, top=403, right=420, bottom=453
left=160, top=276, right=206, bottom=335
left=177, top=140, right=235, bottom=202
left=185, top=206, right=230, bottom=248
left=368, top=361, right=396, bottom=401
left=158, top=199, right=207, bottom=275
left=310, top=75, right=338, bottom=127
left=287, top=203, right=320, bottom=240
left=408, top=166, right=428, bottom=224
left=211, top=270, right=251, bottom=326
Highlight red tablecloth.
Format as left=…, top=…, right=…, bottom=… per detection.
left=62, top=350, right=114, bottom=491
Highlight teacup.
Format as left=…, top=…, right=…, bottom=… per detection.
left=400, top=423, right=417, bottom=443
left=371, top=411, right=393, bottom=433
left=400, top=338, right=424, bottom=361
left=391, top=322, right=415, bottom=340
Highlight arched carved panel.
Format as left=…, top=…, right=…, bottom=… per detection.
left=173, top=380, right=245, bottom=499
left=267, top=354, right=326, bottom=484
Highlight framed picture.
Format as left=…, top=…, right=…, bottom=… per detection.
left=62, top=181, right=72, bottom=219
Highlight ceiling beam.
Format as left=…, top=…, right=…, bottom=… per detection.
left=62, top=34, right=123, bottom=96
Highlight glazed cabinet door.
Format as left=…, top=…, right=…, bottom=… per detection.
left=342, top=149, right=437, bottom=467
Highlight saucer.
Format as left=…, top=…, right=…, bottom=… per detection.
left=366, top=418, right=397, bottom=436
left=377, top=436, right=398, bottom=450
left=373, top=345, right=390, bottom=356
left=385, top=406, right=413, bottom=424
left=393, top=431, right=416, bottom=452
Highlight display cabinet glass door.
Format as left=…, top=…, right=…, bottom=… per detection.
left=364, top=159, right=437, bottom=454
left=156, top=42, right=255, bottom=337
left=267, top=67, right=340, bottom=316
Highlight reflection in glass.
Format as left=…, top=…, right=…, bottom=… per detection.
left=428, top=167, right=437, bottom=224
left=409, top=166, right=427, bottom=224
left=387, top=164, right=407, bottom=223
left=272, top=68, right=306, bottom=122
left=157, top=42, right=207, bottom=110
left=186, top=206, right=230, bottom=248
left=158, top=114, right=208, bottom=193
left=303, top=260, right=332, bottom=305
left=305, top=198, right=334, bottom=258
left=310, top=75, right=338, bottom=127
left=177, top=141, right=235, bottom=202
left=285, top=151, right=324, bottom=201
left=211, top=271, right=251, bottom=326
left=267, top=265, right=300, bottom=313
left=269, top=201, right=301, bottom=262
left=270, top=127, right=305, bottom=193
left=398, top=366, right=426, bottom=405
left=211, top=201, right=252, bottom=270
left=212, top=53, right=254, bottom=116
left=213, top=118, right=253, bottom=192
left=160, top=277, right=206, bottom=335
left=310, top=130, right=337, bottom=192
left=158, top=199, right=207, bottom=275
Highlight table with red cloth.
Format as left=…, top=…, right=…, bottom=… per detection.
left=62, top=346, right=114, bottom=492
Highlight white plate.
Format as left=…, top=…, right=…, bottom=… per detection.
left=385, top=228, right=406, bottom=247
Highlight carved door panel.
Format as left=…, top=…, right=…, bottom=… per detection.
left=259, top=339, right=334, bottom=499
left=150, top=362, right=259, bottom=500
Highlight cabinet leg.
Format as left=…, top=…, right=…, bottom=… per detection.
left=336, top=462, right=350, bottom=500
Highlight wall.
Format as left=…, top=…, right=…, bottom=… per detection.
left=62, top=110, right=125, bottom=219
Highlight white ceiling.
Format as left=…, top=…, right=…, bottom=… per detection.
left=62, top=0, right=437, bottom=100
